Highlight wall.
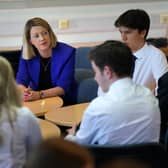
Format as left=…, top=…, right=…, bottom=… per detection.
left=0, top=0, right=167, bottom=9
left=0, top=1, right=167, bottom=50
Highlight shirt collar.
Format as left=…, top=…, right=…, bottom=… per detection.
left=133, top=42, right=147, bottom=59
left=108, top=77, right=133, bottom=95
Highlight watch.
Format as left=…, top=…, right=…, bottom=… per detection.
left=39, top=91, right=45, bottom=99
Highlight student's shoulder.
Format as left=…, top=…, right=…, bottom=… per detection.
left=85, top=96, right=114, bottom=116
left=17, top=106, right=37, bottom=121
left=147, top=44, right=165, bottom=57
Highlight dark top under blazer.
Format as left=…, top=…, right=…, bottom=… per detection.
left=16, top=42, right=77, bottom=104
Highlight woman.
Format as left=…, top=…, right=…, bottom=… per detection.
left=16, top=17, right=77, bottom=105
left=0, top=56, right=42, bottom=168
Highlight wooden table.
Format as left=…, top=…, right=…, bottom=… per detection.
left=24, top=97, right=63, bottom=116
left=45, top=103, right=89, bottom=127
left=39, top=119, right=61, bottom=139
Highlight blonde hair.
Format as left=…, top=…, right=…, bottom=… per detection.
left=22, top=17, right=57, bottom=59
left=0, top=56, right=22, bottom=123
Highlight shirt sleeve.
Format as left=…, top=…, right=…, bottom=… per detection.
left=65, top=105, right=99, bottom=145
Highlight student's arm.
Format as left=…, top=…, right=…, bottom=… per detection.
left=65, top=105, right=98, bottom=145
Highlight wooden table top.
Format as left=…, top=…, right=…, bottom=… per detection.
left=45, top=103, right=89, bottom=127
left=23, top=97, right=63, bottom=117
left=39, top=119, right=61, bottom=139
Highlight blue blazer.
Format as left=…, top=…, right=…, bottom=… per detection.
left=16, top=42, right=77, bottom=104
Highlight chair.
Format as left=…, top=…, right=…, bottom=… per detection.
left=75, top=68, right=98, bottom=104
left=76, top=77, right=98, bottom=103
left=85, top=143, right=168, bottom=168
left=75, top=69, right=94, bottom=84
left=75, top=46, right=93, bottom=70
left=75, top=47, right=98, bottom=104
left=0, top=50, right=21, bottom=77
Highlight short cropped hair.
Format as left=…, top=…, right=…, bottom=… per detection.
left=89, top=40, right=134, bottom=77
left=23, top=17, right=57, bottom=59
left=114, top=9, right=150, bottom=39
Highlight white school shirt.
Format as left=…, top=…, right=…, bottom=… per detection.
left=133, top=43, right=168, bottom=93
left=0, top=107, right=42, bottom=168
left=66, top=78, right=160, bottom=145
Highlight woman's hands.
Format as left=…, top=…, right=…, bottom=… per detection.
left=24, top=88, right=40, bottom=101
left=18, top=84, right=65, bottom=102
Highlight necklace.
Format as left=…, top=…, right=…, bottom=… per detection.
left=41, top=57, right=51, bottom=72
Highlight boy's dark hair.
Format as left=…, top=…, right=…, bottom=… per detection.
left=89, top=40, right=134, bottom=77
left=114, top=9, right=150, bottom=39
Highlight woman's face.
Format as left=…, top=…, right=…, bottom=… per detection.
left=30, top=26, right=51, bottom=52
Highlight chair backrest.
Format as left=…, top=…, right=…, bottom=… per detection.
left=75, top=47, right=93, bottom=70
left=75, top=69, right=94, bottom=84
left=75, top=68, right=98, bottom=104
left=77, top=77, right=98, bottom=104
left=0, top=50, right=21, bottom=77
left=85, top=143, right=168, bottom=168
left=75, top=46, right=98, bottom=103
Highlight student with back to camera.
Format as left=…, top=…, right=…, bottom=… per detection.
left=66, top=40, right=160, bottom=145
left=0, top=56, right=42, bottom=168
